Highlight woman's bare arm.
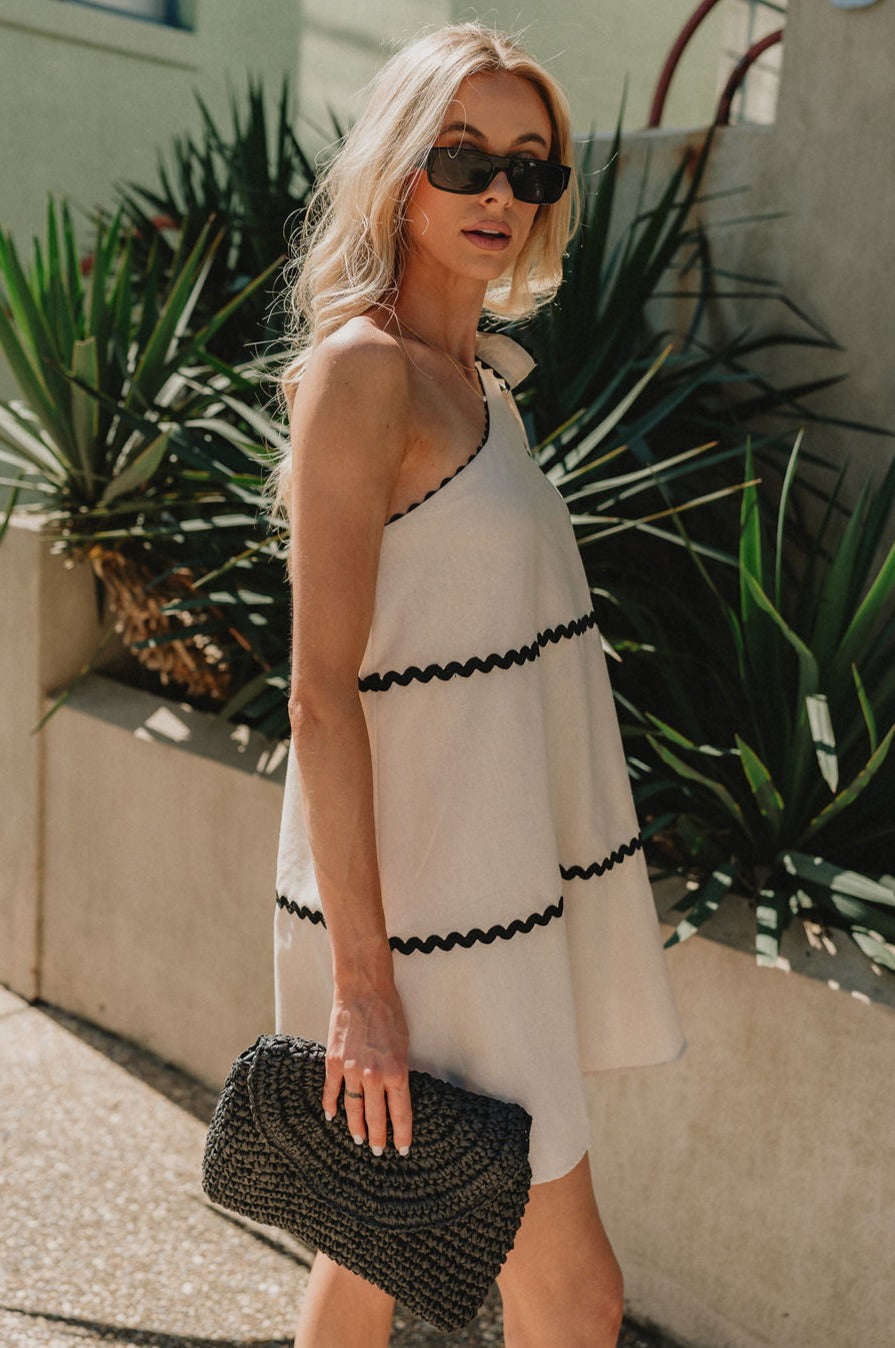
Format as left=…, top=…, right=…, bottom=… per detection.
left=286, top=325, right=412, bottom=1155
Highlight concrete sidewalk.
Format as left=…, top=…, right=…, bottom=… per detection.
left=0, top=987, right=679, bottom=1347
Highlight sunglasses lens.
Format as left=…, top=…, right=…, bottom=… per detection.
left=426, top=147, right=491, bottom=193
left=510, top=161, right=568, bottom=205
left=425, top=148, right=570, bottom=204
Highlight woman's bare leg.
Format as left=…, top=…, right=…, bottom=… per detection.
left=497, top=1153, right=624, bottom=1348
left=294, top=1251, right=395, bottom=1348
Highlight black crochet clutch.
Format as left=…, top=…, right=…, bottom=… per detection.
left=201, top=1034, right=532, bottom=1332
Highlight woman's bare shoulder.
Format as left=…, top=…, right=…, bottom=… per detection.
left=300, top=316, right=409, bottom=410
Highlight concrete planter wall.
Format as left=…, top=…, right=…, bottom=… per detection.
left=2, top=516, right=894, bottom=1347
left=594, top=884, right=895, bottom=1348
left=0, top=518, right=287, bottom=1085
left=38, top=672, right=287, bottom=1086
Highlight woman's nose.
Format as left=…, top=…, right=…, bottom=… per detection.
left=482, top=170, right=514, bottom=204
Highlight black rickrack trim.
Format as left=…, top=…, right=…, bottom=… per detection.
left=275, top=893, right=564, bottom=956
left=560, top=834, right=643, bottom=880
left=277, top=900, right=327, bottom=929
left=358, top=608, right=598, bottom=693
left=385, top=370, right=490, bottom=526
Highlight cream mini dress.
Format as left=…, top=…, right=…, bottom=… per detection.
left=274, top=331, right=685, bottom=1184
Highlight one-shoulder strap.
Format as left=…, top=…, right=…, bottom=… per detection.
left=474, top=332, right=536, bottom=389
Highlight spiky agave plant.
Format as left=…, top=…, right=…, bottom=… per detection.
left=116, top=74, right=319, bottom=361
left=0, top=199, right=280, bottom=700
left=632, top=434, right=895, bottom=974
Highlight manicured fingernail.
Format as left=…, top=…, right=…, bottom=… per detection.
left=352, top=1134, right=364, bottom=1146
left=371, top=1145, right=384, bottom=1157
left=399, top=1146, right=410, bottom=1157
left=324, top=1111, right=334, bottom=1122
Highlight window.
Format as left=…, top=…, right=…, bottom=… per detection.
left=718, top=0, right=787, bottom=125
left=62, top=1, right=194, bottom=29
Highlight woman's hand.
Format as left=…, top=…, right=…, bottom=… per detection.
left=323, top=966, right=413, bottom=1157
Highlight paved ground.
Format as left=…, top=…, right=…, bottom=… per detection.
left=0, top=987, right=681, bottom=1347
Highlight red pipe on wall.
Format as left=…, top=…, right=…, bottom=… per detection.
left=715, top=29, right=784, bottom=125
left=648, top=0, right=725, bottom=128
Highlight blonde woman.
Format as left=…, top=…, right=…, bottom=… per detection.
left=269, top=22, right=685, bottom=1348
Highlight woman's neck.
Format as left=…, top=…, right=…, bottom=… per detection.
left=389, top=259, right=487, bottom=371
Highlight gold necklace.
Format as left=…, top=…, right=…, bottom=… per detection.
left=394, top=316, right=480, bottom=391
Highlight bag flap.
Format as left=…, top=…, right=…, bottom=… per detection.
left=247, top=1035, right=531, bottom=1232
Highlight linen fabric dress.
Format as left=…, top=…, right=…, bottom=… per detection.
left=274, top=331, right=685, bottom=1184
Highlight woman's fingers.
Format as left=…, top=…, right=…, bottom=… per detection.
left=322, top=1056, right=343, bottom=1122
left=342, top=1077, right=368, bottom=1145
left=361, top=1078, right=389, bottom=1155
left=384, top=1074, right=413, bottom=1156
left=326, top=1065, right=413, bottom=1155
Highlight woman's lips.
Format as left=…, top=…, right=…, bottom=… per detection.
left=462, top=228, right=511, bottom=251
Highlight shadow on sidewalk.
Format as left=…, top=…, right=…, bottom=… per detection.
left=36, top=1001, right=222, bottom=1125
left=3, top=1306, right=289, bottom=1346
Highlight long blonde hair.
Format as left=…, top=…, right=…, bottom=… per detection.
left=266, top=22, right=578, bottom=527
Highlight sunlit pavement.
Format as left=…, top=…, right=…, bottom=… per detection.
left=0, top=988, right=677, bottom=1347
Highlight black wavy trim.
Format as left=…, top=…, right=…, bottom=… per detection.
left=358, top=608, right=598, bottom=693
left=275, top=893, right=564, bottom=956
left=276, top=900, right=327, bottom=928
left=560, top=834, right=643, bottom=880
left=385, top=372, right=490, bottom=526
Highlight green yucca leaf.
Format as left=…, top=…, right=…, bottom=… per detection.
left=741, top=571, right=819, bottom=709
left=849, top=928, right=895, bottom=974
left=646, top=733, right=750, bottom=833
left=62, top=200, right=84, bottom=308
left=0, top=473, right=23, bottom=544
left=88, top=209, right=123, bottom=357
left=127, top=220, right=221, bottom=403
left=97, top=426, right=175, bottom=507
left=774, top=430, right=803, bottom=609
left=646, top=713, right=733, bottom=757
left=70, top=338, right=100, bottom=496
left=664, top=863, right=737, bottom=948
left=830, top=531, right=895, bottom=687
left=187, top=255, right=282, bottom=353
left=810, top=479, right=872, bottom=669
left=574, top=482, right=753, bottom=545
left=598, top=441, right=733, bottom=505
left=211, top=393, right=288, bottom=448
left=0, top=226, right=58, bottom=363
left=802, top=723, right=895, bottom=840
left=44, top=200, right=77, bottom=359
left=0, top=404, right=69, bottom=480
left=739, top=440, right=764, bottom=600
left=578, top=111, right=622, bottom=311
left=108, top=237, right=134, bottom=390
left=805, top=693, right=838, bottom=793
left=851, top=663, right=878, bottom=754
left=547, top=343, right=674, bottom=473
left=0, top=270, right=76, bottom=457
left=781, top=851, right=895, bottom=907
left=561, top=441, right=713, bottom=499
left=755, top=886, right=789, bottom=966
left=735, top=735, right=785, bottom=829
left=216, top=664, right=281, bottom=719
left=822, top=894, right=895, bottom=945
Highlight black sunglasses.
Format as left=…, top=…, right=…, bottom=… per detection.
left=424, top=146, right=571, bottom=205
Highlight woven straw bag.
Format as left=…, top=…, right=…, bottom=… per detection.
left=202, top=1034, right=532, bottom=1332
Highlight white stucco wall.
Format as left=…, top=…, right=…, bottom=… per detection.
left=0, top=0, right=300, bottom=253
left=294, top=0, right=728, bottom=138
